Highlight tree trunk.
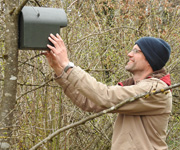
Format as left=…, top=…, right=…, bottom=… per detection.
left=0, top=0, right=18, bottom=149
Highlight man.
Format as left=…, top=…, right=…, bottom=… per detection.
left=44, top=33, right=172, bottom=150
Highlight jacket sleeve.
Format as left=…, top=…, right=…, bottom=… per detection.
left=55, top=72, right=106, bottom=113
left=65, top=66, right=172, bottom=115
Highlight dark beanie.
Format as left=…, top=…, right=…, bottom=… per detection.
left=135, top=37, right=171, bottom=71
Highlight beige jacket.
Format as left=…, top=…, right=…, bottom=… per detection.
left=55, top=66, right=172, bottom=150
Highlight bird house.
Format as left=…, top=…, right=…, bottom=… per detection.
left=19, top=6, right=67, bottom=50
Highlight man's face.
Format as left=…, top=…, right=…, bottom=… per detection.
left=125, top=44, right=151, bottom=74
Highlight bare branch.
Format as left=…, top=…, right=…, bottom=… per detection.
left=165, top=17, right=180, bottom=40
left=34, top=0, right=41, bottom=7
left=30, top=82, right=180, bottom=150
left=70, top=26, right=139, bottom=45
left=16, top=78, right=53, bottom=101
left=18, top=53, right=43, bottom=67
left=67, top=0, right=79, bottom=9
left=85, top=68, right=111, bottom=72
left=13, top=0, right=29, bottom=17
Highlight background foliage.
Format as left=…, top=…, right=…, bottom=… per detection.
left=0, top=0, right=180, bottom=149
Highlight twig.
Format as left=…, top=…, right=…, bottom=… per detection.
left=13, top=0, right=29, bottom=16
left=70, top=26, right=138, bottom=45
left=85, top=68, right=111, bottom=72
left=165, top=17, right=180, bottom=40
left=34, top=0, right=41, bottom=7
left=16, top=78, right=53, bottom=101
left=30, top=82, right=180, bottom=150
left=67, top=0, right=79, bottom=9
left=18, top=53, right=43, bottom=67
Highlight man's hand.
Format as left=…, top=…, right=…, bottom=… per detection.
left=43, top=33, right=70, bottom=76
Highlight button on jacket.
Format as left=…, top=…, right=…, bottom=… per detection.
left=55, top=66, right=172, bottom=150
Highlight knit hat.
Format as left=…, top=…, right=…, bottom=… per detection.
left=135, top=37, right=171, bottom=71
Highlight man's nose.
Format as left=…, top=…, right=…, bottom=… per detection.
left=127, top=51, right=133, bottom=57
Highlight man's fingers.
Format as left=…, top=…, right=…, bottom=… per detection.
left=48, top=33, right=67, bottom=55
left=42, top=50, right=53, bottom=58
left=56, top=33, right=63, bottom=41
left=48, top=37, right=58, bottom=47
left=41, top=52, right=48, bottom=57
left=50, top=33, right=59, bottom=41
left=48, top=34, right=62, bottom=54
left=47, top=43, right=58, bottom=54
left=50, top=33, right=64, bottom=46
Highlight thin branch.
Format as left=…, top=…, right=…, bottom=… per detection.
left=13, top=0, right=29, bottom=17
left=19, top=53, right=43, bottom=67
left=0, top=78, right=54, bottom=125
left=70, top=26, right=138, bottom=45
left=85, top=69, right=111, bottom=72
left=34, top=0, right=41, bottom=7
left=165, top=17, right=180, bottom=40
left=30, top=82, right=180, bottom=150
left=16, top=78, right=53, bottom=101
left=67, top=0, right=79, bottom=9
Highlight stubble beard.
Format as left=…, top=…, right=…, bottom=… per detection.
left=125, top=63, right=135, bottom=73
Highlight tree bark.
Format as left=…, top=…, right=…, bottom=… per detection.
left=0, top=0, right=19, bottom=149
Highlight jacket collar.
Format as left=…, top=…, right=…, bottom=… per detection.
left=118, top=68, right=171, bottom=86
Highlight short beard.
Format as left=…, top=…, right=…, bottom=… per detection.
left=125, top=65, right=134, bottom=74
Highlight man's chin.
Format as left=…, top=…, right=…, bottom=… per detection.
left=125, top=65, right=130, bottom=71
left=125, top=66, right=133, bottom=73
